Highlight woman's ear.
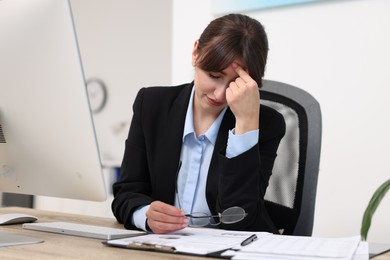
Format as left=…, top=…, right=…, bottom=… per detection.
left=192, top=40, right=199, bottom=67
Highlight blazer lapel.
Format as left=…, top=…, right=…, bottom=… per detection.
left=206, top=108, right=235, bottom=213
left=154, top=83, right=193, bottom=204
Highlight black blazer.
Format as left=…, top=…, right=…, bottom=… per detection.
left=112, top=82, right=286, bottom=233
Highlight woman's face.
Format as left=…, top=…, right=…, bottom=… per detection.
left=192, top=41, right=244, bottom=117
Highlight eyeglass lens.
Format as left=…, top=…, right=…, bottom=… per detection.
left=219, top=206, right=247, bottom=224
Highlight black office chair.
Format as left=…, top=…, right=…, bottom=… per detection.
left=261, top=79, right=322, bottom=236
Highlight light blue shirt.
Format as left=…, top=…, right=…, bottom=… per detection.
left=132, top=87, right=259, bottom=231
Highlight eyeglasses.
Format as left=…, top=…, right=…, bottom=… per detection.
left=184, top=206, right=248, bottom=227
left=175, top=161, right=248, bottom=227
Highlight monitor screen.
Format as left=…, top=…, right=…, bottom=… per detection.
left=0, top=0, right=107, bottom=201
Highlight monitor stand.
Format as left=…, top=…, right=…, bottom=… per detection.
left=0, top=232, right=43, bottom=247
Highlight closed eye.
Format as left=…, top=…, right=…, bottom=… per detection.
left=208, top=72, right=221, bottom=79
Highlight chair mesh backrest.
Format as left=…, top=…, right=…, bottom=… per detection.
left=260, top=85, right=312, bottom=235
left=263, top=100, right=299, bottom=209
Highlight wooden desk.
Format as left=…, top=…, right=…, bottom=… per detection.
left=1, top=207, right=388, bottom=259
left=0, top=207, right=212, bottom=260
left=373, top=251, right=390, bottom=260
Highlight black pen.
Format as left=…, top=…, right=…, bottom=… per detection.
left=240, top=234, right=257, bottom=246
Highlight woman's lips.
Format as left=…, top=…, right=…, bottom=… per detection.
left=207, top=97, right=223, bottom=106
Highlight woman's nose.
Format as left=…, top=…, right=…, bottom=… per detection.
left=214, top=85, right=226, bottom=101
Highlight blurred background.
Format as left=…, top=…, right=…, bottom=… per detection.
left=32, top=0, right=390, bottom=244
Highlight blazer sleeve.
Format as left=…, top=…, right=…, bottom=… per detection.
left=111, top=88, right=153, bottom=230
left=215, top=105, right=286, bottom=233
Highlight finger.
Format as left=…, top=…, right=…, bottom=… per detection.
left=234, top=77, right=247, bottom=89
left=148, top=219, right=187, bottom=234
left=151, top=201, right=185, bottom=217
left=232, top=63, right=252, bottom=82
left=147, top=209, right=187, bottom=225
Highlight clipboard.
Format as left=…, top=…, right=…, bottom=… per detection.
left=102, top=227, right=254, bottom=257
left=103, top=240, right=175, bottom=253
left=102, top=240, right=231, bottom=258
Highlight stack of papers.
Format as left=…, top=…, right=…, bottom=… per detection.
left=105, top=227, right=368, bottom=259
left=106, top=227, right=258, bottom=255
left=224, top=235, right=366, bottom=259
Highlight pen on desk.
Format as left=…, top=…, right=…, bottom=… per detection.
left=240, top=234, right=257, bottom=246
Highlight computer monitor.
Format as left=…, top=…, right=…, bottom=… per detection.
left=0, top=0, right=107, bottom=201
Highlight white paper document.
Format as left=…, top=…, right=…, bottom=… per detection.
left=106, top=227, right=365, bottom=259
left=224, top=241, right=368, bottom=260
left=225, top=234, right=362, bottom=259
left=107, top=227, right=267, bottom=255
left=353, top=242, right=369, bottom=260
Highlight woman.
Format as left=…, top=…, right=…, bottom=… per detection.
left=112, top=13, right=286, bottom=234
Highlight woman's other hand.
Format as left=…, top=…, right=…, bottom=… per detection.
left=146, top=201, right=188, bottom=234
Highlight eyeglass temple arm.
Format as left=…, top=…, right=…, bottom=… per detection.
left=175, top=161, right=182, bottom=209
left=184, top=213, right=220, bottom=219
left=185, top=212, right=248, bottom=219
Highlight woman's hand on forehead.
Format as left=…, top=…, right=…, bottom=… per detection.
left=226, top=63, right=260, bottom=135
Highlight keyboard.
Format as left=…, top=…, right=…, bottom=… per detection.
left=23, top=221, right=146, bottom=240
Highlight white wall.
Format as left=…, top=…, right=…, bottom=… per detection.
left=172, top=0, right=390, bottom=243
left=34, top=0, right=172, bottom=218
left=71, top=0, right=172, bottom=167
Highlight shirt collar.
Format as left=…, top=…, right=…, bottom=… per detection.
left=183, top=87, right=227, bottom=145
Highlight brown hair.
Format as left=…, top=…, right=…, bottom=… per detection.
left=195, top=14, right=268, bottom=88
